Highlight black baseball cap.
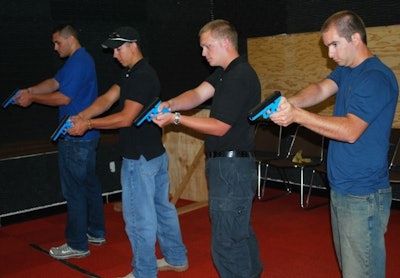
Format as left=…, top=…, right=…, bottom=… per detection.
left=101, top=26, right=140, bottom=49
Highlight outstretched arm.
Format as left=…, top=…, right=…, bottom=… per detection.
left=15, top=78, right=71, bottom=107
left=153, top=81, right=231, bottom=136
left=270, top=78, right=368, bottom=143
left=69, top=84, right=145, bottom=136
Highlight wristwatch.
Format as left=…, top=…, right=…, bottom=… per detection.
left=174, top=112, right=181, bottom=125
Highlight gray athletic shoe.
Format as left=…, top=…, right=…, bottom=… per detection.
left=87, top=234, right=106, bottom=246
left=49, top=243, right=90, bottom=259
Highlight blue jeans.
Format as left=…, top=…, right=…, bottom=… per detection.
left=58, top=138, right=105, bottom=251
left=206, top=156, right=263, bottom=278
left=330, top=187, right=392, bottom=278
left=121, top=153, right=187, bottom=278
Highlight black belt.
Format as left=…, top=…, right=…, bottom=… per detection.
left=206, top=151, right=254, bottom=159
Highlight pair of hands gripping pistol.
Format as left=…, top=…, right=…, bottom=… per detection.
left=2, top=89, right=21, bottom=109
left=2, top=89, right=74, bottom=141
left=50, top=97, right=170, bottom=141
left=248, top=90, right=282, bottom=121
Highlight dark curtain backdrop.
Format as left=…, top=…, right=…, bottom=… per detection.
left=1, top=0, right=399, bottom=144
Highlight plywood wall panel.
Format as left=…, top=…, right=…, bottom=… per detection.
left=163, top=109, right=209, bottom=201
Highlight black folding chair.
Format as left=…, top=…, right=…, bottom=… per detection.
left=254, top=121, right=285, bottom=200
left=307, top=156, right=329, bottom=209
left=389, top=137, right=400, bottom=183
left=268, top=124, right=325, bottom=208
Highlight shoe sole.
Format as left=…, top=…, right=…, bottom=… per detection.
left=88, top=240, right=106, bottom=246
left=87, top=234, right=106, bottom=246
left=49, top=251, right=90, bottom=260
left=158, top=264, right=189, bottom=272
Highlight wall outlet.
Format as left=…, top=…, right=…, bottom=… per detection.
left=109, top=161, right=116, bottom=173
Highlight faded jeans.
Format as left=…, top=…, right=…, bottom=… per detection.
left=121, top=153, right=187, bottom=278
left=330, top=187, right=392, bottom=278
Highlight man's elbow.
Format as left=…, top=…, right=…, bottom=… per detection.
left=344, top=132, right=362, bottom=144
left=120, top=117, right=136, bottom=128
left=214, top=125, right=231, bottom=136
left=60, top=95, right=72, bottom=106
left=215, top=130, right=227, bottom=136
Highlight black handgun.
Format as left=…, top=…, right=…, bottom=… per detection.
left=248, top=91, right=282, bottom=121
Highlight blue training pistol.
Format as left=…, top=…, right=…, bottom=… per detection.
left=2, top=89, right=21, bottom=109
left=134, top=97, right=170, bottom=126
left=51, top=114, right=74, bottom=141
left=248, top=91, right=282, bottom=121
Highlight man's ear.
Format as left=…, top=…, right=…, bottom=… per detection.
left=131, top=41, right=139, bottom=50
left=222, top=37, right=231, bottom=49
left=351, top=32, right=362, bottom=45
left=67, top=34, right=77, bottom=45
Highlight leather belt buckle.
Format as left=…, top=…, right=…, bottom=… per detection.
left=206, top=150, right=254, bottom=159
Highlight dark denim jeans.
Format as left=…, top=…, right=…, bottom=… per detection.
left=58, top=138, right=105, bottom=251
left=206, top=156, right=263, bottom=278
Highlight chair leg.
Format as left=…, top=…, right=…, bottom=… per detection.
left=277, top=167, right=292, bottom=194
left=302, top=168, right=329, bottom=210
left=300, top=167, right=305, bottom=208
left=258, top=164, right=291, bottom=201
left=257, top=161, right=261, bottom=199
left=257, top=162, right=269, bottom=200
left=305, top=169, right=314, bottom=207
left=302, top=168, right=314, bottom=208
left=258, top=163, right=270, bottom=200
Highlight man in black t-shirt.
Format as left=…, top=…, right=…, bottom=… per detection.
left=68, top=26, right=188, bottom=278
left=153, top=19, right=263, bottom=278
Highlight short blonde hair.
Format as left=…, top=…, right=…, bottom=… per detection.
left=199, top=19, right=238, bottom=50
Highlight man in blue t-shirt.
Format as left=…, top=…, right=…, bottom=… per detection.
left=270, top=11, right=398, bottom=278
left=15, top=24, right=105, bottom=259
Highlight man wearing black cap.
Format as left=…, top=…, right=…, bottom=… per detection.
left=68, top=26, right=188, bottom=278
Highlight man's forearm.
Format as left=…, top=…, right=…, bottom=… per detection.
left=169, top=82, right=214, bottom=111
left=78, top=96, right=113, bottom=120
left=29, top=91, right=70, bottom=106
left=168, top=90, right=202, bottom=111
left=289, top=79, right=337, bottom=108
left=28, top=78, right=59, bottom=95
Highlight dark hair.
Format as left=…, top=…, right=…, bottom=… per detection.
left=321, top=10, right=367, bottom=44
left=52, top=24, right=79, bottom=40
left=199, top=19, right=238, bottom=51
